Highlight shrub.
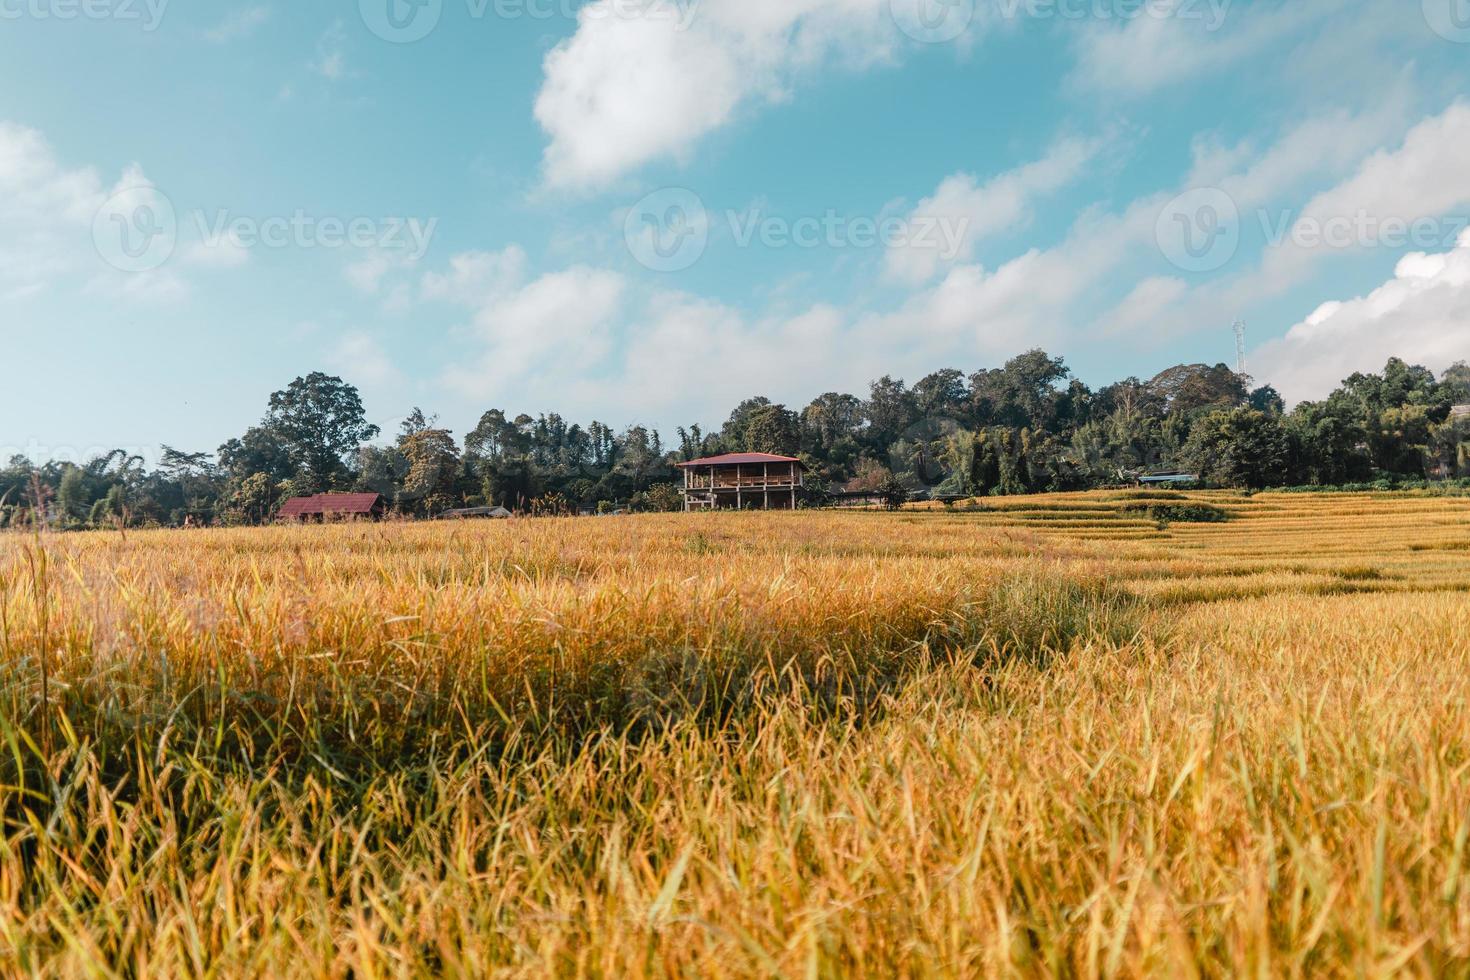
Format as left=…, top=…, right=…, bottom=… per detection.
left=1122, top=502, right=1230, bottom=525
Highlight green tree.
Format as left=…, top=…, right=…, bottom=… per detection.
left=969, top=350, right=1071, bottom=432
left=912, top=369, right=967, bottom=419
left=232, top=472, right=278, bottom=524
left=1249, top=385, right=1285, bottom=415
left=1442, top=362, right=1470, bottom=404
left=1149, top=364, right=1248, bottom=416
left=635, top=483, right=684, bottom=513
left=263, top=373, right=380, bottom=486
left=56, top=466, right=88, bottom=524
left=1184, top=409, right=1290, bottom=489
left=740, top=404, right=801, bottom=455
left=218, top=426, right=295, bottom=482
left=720, top=397, right=774, bottom=448
left=399, top=424, right=462, bottom=515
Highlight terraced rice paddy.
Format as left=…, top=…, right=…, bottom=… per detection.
left=2, top=490, right=1469, bottom=976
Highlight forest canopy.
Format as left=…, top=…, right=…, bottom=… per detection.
left=5, top=355, right=1469, bottom=527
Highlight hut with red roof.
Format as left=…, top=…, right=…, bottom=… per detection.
left=277, top=492, right=385, bottom=522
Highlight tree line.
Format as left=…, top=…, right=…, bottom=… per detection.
left=4, top=352, right=1469, bottom=528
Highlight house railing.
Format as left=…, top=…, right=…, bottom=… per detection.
left=685, top=475, right=801, bottom=490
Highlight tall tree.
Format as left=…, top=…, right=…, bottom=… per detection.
left=263, top=373, right=380, bottom=486
left=399, top=425, right=462, bottom=515
left=740, top=404, right=801, bottom=455
left=865, top=376, right=917, bottom=446
left=1184, top=409, right=1290, bottom=489
left=912, top=369, right=968, bottom=420
left=970, top=350, right=1071, bottom=432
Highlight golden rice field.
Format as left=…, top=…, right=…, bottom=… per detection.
left=3, top=490, right=1470, bottom=977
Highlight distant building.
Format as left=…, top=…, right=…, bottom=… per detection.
left=1137, top=472, right=1200, bottom=486
left=827, top=489, right=892, bottom=509
left=278, top=492, right=385, bottom=522
left=1451, top=404, right=1470, bottom=420
left=676, top=453, right=805, bottom=511
left=439, top=506, right=513, bottom=520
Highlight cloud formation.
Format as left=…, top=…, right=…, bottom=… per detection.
left=535, top=0, right=969, bottom=190
left=1258, top=231, right=1470, bottom=404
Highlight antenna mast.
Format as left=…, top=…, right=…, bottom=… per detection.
left=1233, top=320, right=1247, bottom=376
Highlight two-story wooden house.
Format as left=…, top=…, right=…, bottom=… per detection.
left=676, top=453, right=806, bottom=511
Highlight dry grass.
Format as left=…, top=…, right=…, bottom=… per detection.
left=2, top=492, right=1470, bottom=976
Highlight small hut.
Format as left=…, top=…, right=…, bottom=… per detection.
left=278, top=492, right=385, bottom=522
left=439, top=506, right=513, bottom=520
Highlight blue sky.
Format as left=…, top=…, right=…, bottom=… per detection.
left=3, top=0, right=1470, bottom=462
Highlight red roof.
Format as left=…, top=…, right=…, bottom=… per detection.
left=676, top=453, right=805, bottom=468
left=278, top=493, right=384, bottom=517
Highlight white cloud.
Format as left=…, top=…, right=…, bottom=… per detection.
left=0, top=121, right=187, bottom=304
left=579, top=294, right=856, bottom=421
left=420, top=246, right=529, bottom=306
left=989, top=95, right=1443, bottom=345
left=0, top=121, right=105, bottom=299
left=421, top=87, right=1470, bottom=428
left=345, top=249, right=417, bottom=295
left=205, top=6, right=270, bottom=43
left=312, top=21, right=348, bottom=81
left=535, top=0, right=976, bottom=189
left=885, top=134, right=1106, bottom=283
left=1256, top=231, right=1470, bottom=404
left=1190, top=87, right=1415, bottom=211
left=1097, top=276, right=1188, bottom=336
left=1069, top=0, right=1319, bottom=97
left=1257, top=101, right=1470, bottom=294
left=328, top=332, right=401, bottom=389
left=442, top=267, right=628, bottom=399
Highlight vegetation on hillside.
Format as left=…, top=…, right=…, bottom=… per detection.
left=4, top=354, right=1469, bottom=527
